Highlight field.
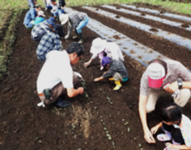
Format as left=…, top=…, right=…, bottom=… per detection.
left=1, top=1, right=191, bottom=150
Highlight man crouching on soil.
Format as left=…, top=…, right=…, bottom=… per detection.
left=36, top=42, right=84, bottom=108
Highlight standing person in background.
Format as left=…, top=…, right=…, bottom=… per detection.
left=34, top=10, right=46, bottom=25
left=23, top=5, right=41, bottom=28
left=138, top=58, right=191, bottom=144
left=59, top=11, right=89, bottom=44
left=84, top=37, right=124, bottom=70
left=37, top=42, right=85, bottom=108
left=28, top=0, right=37, bottom=8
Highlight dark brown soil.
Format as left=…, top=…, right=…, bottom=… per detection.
left=0, top=4, right=191, bottom=150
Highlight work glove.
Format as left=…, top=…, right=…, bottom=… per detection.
left=74, top=71, right=84, bottom=80
left=64, top=34, right=69, bottom=40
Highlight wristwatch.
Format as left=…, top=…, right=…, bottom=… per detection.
left=177, top=78, right=183, bottom=89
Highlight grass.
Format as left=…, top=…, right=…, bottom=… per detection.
left=1, top=0, right=191, bottom=14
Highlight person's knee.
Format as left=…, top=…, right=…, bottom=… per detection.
left=175, top=89, right=191, bottom=107
left=146, top=104, right=155, bottom=113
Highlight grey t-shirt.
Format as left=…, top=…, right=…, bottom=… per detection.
left=140, top=59, right=191, bottom=96
left=103, top=60, right=128, bottom=79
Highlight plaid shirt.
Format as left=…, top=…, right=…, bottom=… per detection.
left=31, top=21, right=51, bottom=41
left=36, top=32, right=62, bottom=61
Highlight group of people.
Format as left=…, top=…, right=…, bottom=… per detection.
left=24, top=1, right=191, bottom=150
left=139, top=59, right=191, bottom=149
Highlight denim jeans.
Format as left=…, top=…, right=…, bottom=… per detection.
left=76, top=16, right=89, bottom=34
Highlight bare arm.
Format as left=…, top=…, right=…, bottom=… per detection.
left=151, top=122, right=162, bottom=135
left=84, top=57, right=93, bottom=68
left=166, top=143, right=191, bottom=150
left=93, top=76, right=104, bottom=82
left=139, top=95, right=156, bottom=144
left=66, top=87, right=84, bottom=98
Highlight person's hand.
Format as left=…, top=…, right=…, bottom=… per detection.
left=64, top=34, right=69, bottom=40
left=165, top=142, right=177, bottom=149
left=151, top=125, right=159, bottom=135
left=163, top=82, right=178, bottom=93
left=78, top=87, right=84, bottom=95
left=94, top=78, right=100, bottom=82
left=144, top=130, right=156, bottom=144
left=84, top=62, right=90, bottom=68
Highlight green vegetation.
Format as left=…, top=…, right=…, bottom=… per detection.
left=1, top=0, right=191, bottom=14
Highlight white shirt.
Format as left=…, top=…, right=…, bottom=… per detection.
left=37, top=50, right=73, bottom=94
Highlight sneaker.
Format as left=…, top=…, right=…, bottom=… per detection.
left=157, top=133, right=172, bottom=142
left=56, top=98, right=71, bottom=108
left=78, top=39, right=84, bottom=44
left=72, top=35, right=78, bottom=39
left=113, top=84, right=122, bottom=91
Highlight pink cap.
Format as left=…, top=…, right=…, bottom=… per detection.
left=147, top=62, right=166, bottom=89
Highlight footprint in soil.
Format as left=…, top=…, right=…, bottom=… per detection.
left=181, top=24, right=190, bottom=28
left=149, top=28, right=158, bottom=32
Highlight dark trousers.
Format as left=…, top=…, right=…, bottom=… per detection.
left=163, top=123, right=185, bottom=144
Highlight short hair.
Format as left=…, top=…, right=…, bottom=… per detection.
left=51, top=0, right=56, bottom=2
left=149, top=59, right=167, bottom=76
left=66, top=42, right=85, bottom=57
left=155, top=96, right=182, bottom=123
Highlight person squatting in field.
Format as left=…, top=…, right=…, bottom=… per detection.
left=138, top=58, right=191, bottom=144
left=151, top=97, right=191, bottom=150
left=93, top=56, right=128, bottom=91
left=84, top=37, right=124, bottom=70
left=37, top=42, right=84, bottom=108
left=59, top=11, right=89, bottom=44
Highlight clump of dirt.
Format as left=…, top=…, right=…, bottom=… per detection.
left=96, top=8, right=99, bottom=11
left=116, top=6, right=120, bottom=9
left=140, top=13, right=145, bottom=16
left=113, top=35, right=120, bottom=39
left=150, top=28, right=158, bottom=32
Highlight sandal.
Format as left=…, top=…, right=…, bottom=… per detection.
left=157, top=133, right=171, bottom=141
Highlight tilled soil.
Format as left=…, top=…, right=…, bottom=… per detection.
left=0, top=3, right=191, bottom=150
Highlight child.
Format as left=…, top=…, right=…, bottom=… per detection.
left=93, top=56, right=128, bottom=91
left=151, top=98, right=191, bottom=150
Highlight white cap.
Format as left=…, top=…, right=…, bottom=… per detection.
left=147, top=62, right=166, bottom=89
left=59, top=14, right=69, bottom=25
left=90, top=38, right=107, bottom=56
left=38, top=10, right=45, bottom=17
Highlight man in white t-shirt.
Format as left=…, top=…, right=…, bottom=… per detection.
left=37, top=42, right=84, bottom=108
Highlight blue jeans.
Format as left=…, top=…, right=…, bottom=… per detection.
left=76, top=17, right=89, bottom=34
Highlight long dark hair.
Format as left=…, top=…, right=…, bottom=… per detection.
left=155, top=96, right=182, bottom=123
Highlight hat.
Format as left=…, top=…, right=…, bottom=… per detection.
left=47, top=17, right=55, bottom=27
left=101, top=56, right=111, bottom=67
left=90, top=38, right=107, bottom=55
left=59, top=14, right=69, bottom=25
left=38, top=10, right=45, bottom=17
left=147, top=62, right=166, bottom=89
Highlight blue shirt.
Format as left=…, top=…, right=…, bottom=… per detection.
left=23, top=8, right=37, bottom=28
left=34, top=17, right=45, bottom=25
left=36, top=32, right=63, bottom=61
